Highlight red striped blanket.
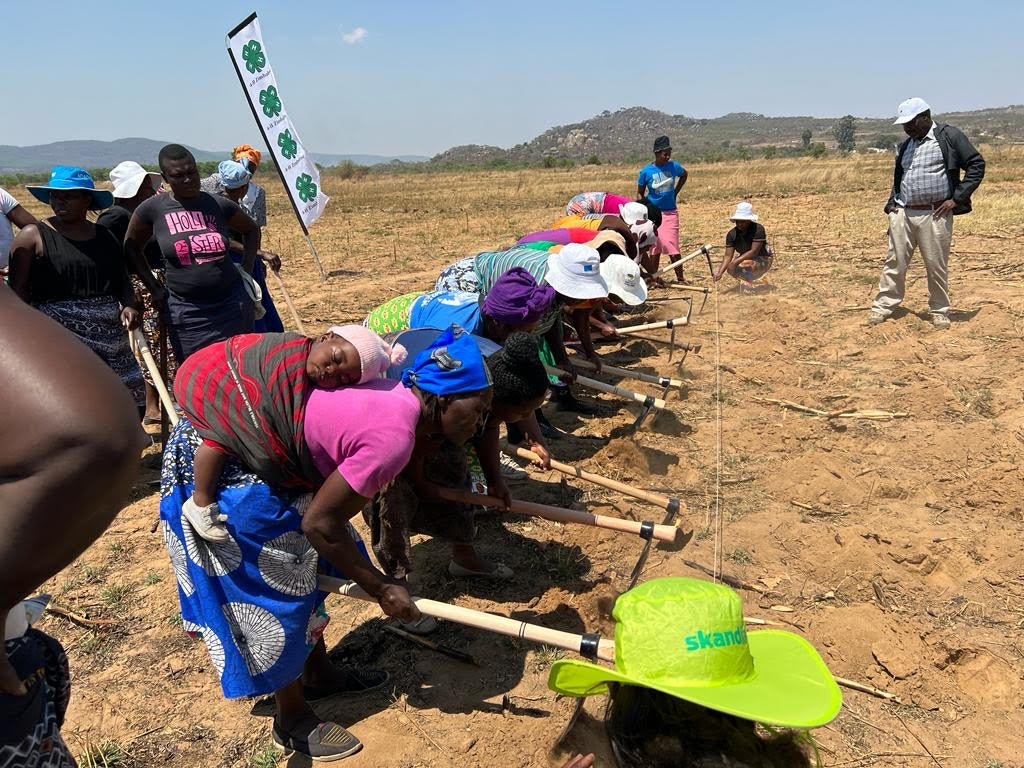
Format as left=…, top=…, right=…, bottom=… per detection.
left=174, top=333, right=322, bottom=490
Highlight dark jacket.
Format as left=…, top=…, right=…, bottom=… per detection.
left=887, top=123, right=985, bottom=215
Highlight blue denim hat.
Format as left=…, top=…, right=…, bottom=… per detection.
left=27, top=166, right=113, bottom=211
left=217, top=160, right=252, bottom=191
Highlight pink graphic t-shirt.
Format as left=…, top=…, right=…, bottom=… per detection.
left=133, top=191, right=243, bottom=301
left=303, top=380, right=422, bottom=498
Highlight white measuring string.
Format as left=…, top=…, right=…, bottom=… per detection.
left=712, top=280, right=724, bottom=582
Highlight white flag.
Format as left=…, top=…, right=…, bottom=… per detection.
left=227, top=14, right=328, bottom=231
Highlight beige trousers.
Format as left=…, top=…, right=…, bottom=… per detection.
left=872, top=207, right=952, bottom=317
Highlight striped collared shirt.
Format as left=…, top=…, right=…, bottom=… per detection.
left=896, top=126, right=947, bottom=206
left=473, top=247, right=561, bottom=333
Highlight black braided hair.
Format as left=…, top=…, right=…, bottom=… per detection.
left=485, top=332, right=548, bottom=406
left=639, top=198, right=663, bottom=230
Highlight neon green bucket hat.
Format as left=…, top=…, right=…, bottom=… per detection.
left=548, top=577, right=842, bottom=728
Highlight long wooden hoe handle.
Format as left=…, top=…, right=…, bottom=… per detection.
left=544, top=365, right=668, bottom=410
left=319, top=575, right=890, bottom=700
left=268, top=269, right=307, bottom=335
left=615, top=316, right=689, bottom=335
left=502, top=442, right=682, bottom=515
left=317, top=575, right=616, bottom=662
left=655, top=245, right=712, bottom=276
left=438, top=487, right=681, bottom=543
left=567, top=356, right=683, bottom=389
left=130, top=328, right=179, bottom=425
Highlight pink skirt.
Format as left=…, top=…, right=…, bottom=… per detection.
left=652, top=209, right=679, bottom=256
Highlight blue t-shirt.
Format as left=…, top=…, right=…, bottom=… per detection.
left=409, top=290, right=484, bottom=334
left=637, top=161, right=685, bottom=211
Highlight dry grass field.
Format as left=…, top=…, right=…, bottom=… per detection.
left=10, top=147, right=1024, bottom=767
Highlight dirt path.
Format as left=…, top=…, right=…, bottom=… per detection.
left=14, top=153, right=1024, bottom=767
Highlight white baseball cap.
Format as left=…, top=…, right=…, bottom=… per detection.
left=109, top=161, right=162, bottom=199
left=601, top=253, right=648, bottom=306
left=618, top=201, right=649, bottom=227
left=544, top=244, right=608, bottom=300
left=894, top=97, right=930, bottom=125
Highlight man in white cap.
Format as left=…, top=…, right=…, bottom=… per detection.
left=867, top=98, right=985, bottom=330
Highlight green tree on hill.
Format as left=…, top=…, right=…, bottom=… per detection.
left=801, top=129, right=813, bottom=149
left=832, top=116, right=856, bottom=152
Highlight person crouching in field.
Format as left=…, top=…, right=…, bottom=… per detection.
left=715, top=202, right=773, bottom=283
left=867, top=98, right=985, bottom=330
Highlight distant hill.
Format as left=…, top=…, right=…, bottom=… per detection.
left=0, top=138, right=427, bottom=174
left=427, top=105, right=1024, bottom=167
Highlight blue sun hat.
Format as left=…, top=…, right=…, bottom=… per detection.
left=400, top=325, right=492, bottom=395
left=27, top=166, right=113, bottom=210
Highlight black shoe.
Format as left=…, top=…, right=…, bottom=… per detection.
left=553, top=387, right=598, bottom=416
left=273, top=716, right=362, bottom=762
left=535, top=409, right=563, bottom=440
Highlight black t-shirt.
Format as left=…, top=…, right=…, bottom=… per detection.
left=725, top=223, right=767, bottom=256
left=96, top=204, right=164, bottom=270
left=133, top=192, right=242, bottom=301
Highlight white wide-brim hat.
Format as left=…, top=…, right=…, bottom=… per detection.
left=730, top=202, right=758, bottom=222
left=544, top=243, right=608, bottom=301
left=894, top=97, right=930, bottom=125
left=601, top=253, right=648, bottom=306
left=109, top=161, right=162, bottom=199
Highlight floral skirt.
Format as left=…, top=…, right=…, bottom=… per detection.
left=38, top=295, right=144, bottom=407
left=0, top=629, right=75, bottom=768
left=434, top=256, right=478, bottom=293
left=159, top=419, right=367, bottom=698
left=130, top=274, right=178, bottom=387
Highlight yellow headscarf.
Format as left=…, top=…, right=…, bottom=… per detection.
left=232, top=144, right=262, bottom=171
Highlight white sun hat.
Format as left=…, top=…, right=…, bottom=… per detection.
left=730, top=202, right=759, bottom=222
left=544, top=244, right=608, bottom=300
left=894, top=97, right=930, bottom=125
left=618, top=201, right=649, bottom=227
left=601, top=253, right=648, bottom=306
left=109, top=161, right=162, bottom=200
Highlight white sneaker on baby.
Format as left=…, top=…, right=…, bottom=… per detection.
left=182, top=496, right=229, bottom=542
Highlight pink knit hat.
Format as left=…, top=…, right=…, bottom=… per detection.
left=329, top=325, right=408, bottom=383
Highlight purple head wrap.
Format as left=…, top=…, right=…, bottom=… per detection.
left=482, top=267, right=556, bottom=327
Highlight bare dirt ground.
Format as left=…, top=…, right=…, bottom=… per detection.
left=13, top=149, right=1024, bottom=767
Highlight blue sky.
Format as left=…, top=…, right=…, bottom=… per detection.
left=3, top=1, right=1020, bottom=156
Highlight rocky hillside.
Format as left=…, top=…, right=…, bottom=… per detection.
left=428, top=105, right=1024, bottom=167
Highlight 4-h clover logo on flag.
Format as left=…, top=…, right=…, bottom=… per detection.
left=259, top=85, right=282, bottom=118
left=242, top=40, right=266, bottom=74
left=295, top=174, right=318, bottom=203
left=278, top=130, right=298, bottom=160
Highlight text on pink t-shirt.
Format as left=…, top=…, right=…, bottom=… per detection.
left=303, top=380, right=421, bottom=497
